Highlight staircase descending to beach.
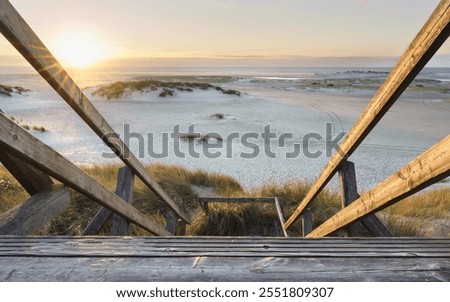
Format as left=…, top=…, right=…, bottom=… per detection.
left=0, top=0, right=449, bottom=281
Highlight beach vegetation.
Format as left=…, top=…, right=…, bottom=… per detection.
left=179, top=133, right=223, bottom=143
left=222, top=89, right=241, bottom=96
left=32, top=125, right=47, bottom=132
left=211, top=113, right=225, bottom=119
left=0, top=84, right=30, bottom=97
left=158, top=88, right=174, bottom=97
left=91, top=80, right=241, bottom=99
left=0, top=164, right=447, bottom=237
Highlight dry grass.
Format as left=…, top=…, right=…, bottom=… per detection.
left=0, top=164, right=448, bottom=237
left=0, top=168, right=28, bottom=214
left=380, top=187, right=450, bottom=237
left=382, top=188, right=450, bottom=220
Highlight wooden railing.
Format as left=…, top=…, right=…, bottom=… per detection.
left=285, top=0, right=450, bottom=236
left=0, top=0, right=190, bottom=236
left=0, top=0, right=449, bottom=237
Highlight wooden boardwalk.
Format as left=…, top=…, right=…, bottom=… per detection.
left=0, top=236, right=448, bottom=281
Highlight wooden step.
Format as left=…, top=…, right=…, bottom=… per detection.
left=0, top=236, right=448, bottom=281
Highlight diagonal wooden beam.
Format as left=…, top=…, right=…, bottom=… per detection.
left=81, top=207, right=111, bottom=236
left=285, top=0, right=450, bottom=229
left=0, top=113, right=171, bottom=236
left=0, top=184, right=71, bottom=235
left=82, top=166, right=135, bottom=235
left=0, top=149, right=52, bottom=195
left=306, top=135, right=450, bottom=238
left=0, top=0, right=190, bottom=224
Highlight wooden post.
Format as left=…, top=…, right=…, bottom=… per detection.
left=284, top=0, right=450, bottom=230
left=83, top=167, right=135, bottom=236
left=165, top=211, right=176, bottom=234
left=362, top=215, right=392, bottom=237
left=307, top=135, right=450, bottom=237
left=301, top=208, right=313, bottom=237
left=0, top=185, right=70, bottom=235
left=274, top=198, right=288, bottom=237
left=82, top=207, right=111, bottom=236
left=0, top=150, right=52, bottom=195
left=0, top=113, right=171, bottom=236
left=111, top=167, right=135, bottom=236
left=177, top=218, right=186, bottom=236
left=0, top=0, right=190, bottom=224
left=339, top=161, right=392, bottom=237
left=338, top=161, right=361, bottom=237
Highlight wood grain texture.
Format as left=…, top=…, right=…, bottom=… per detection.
left=0, top=114, right=171, bottom=236
left=338, top=161, right=361, bottom=237
left=338, top=161, right=392, bottom=237
left=0, top=185, right=70, bottom=235
left=301, top=208, right=313, bottom=237
left=0, top=0, right=190, bottom=224
left=362, top=214, right=392, bottom=237
left=110, top=167, right=135, bottom=236
left=0, top=149, right=52, bottom=195
left=307, top=135, right=450, bottom=237
left=285, top=0, right=450, bottom=229
left=81, top=207, right=112, bottom=236
left=0, top=236, right=448, bottom=281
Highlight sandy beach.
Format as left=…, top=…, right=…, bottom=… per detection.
left=1, top=70, right=449, bottom=191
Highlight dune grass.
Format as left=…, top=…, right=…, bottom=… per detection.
left=91, top=80, right=241, bottom=99
left=0, top=164, right=448, bottom=237
left=179, top=133, right=224, bottom=143
left=0, top=84, right=30, bottom=97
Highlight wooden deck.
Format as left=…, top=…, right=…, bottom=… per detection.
left=0, top=236, right=448, bottom=281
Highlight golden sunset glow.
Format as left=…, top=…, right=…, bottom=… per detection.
left=52, top=30, right=108, bottom=67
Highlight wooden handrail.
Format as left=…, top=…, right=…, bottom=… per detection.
left=284, top=0, right=450, bottom=229
left=307, top=135, right=450, bottom=237
left=0, top=0, right=190, bottom=224
left=0, top=113, right=172, bottom=236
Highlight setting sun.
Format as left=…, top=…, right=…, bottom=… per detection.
left=52, top=30, right=109, bottom=67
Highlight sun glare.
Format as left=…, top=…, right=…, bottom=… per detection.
left=53, top=30, right=109, bottom=68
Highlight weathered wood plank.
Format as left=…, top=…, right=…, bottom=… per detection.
left=0, top=0, right=190, bottom=224
left=81, top=208, right=111, bottom=236
left=362, top=214, right=393, bottom=237
left=301, top=208, right=313, bottom=237
left=0, top=113, right=171, bottom=236
left=165, top=211, right=176, bottom=234
left=177, top=218, right=187, bottom=236
left=339, top=161, right=392, bottom=237
left=0, top=237, right=448, bottom=281
left=2, top=236, right=448, bottom=245
left=0, top=149, right=52, bottom=195
left=339, top=161, right=362, bottom=236
left=0, top=185, right=70, bottom=235
left=111, top=167, right=135, bottom=236
left=1, top=243, right=447, bottom=251
left=274, top=198, right=288, bottom=237
left=307, top=135, right=450, bottom=237
left=285, top=0, right=450, bottom=229
left=0, top=237, right=448, bottom=257
left=0, top=256, right=447, bottom=281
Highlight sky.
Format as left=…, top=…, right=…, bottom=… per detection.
left=1, top=0, right=449, bottom=66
